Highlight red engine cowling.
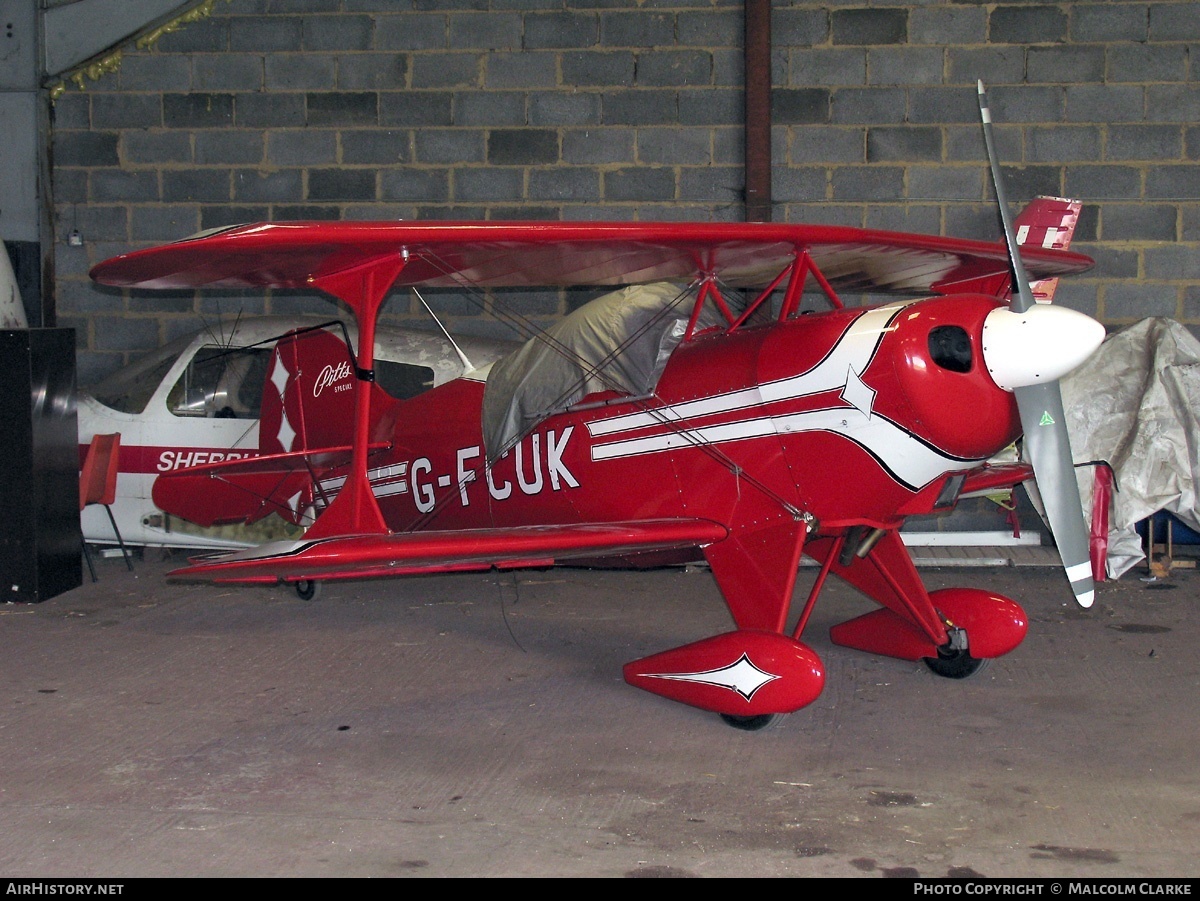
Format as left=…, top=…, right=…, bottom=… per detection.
left=881, top=295, right=1022, bottom=460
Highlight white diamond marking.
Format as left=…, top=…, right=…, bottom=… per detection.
left=645, top=652, right=780, bottom=701
left=841, top=364, right=876, bottom=418
left=269, top=352, right=290, bottom=396
left=277, top=408, right=296, bottom=453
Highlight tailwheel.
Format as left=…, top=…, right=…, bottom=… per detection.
left=719, top=713, right=779, bottom=731
left=294, top=579, right=322, bottom=601
left=923, top=646, right=989, bottom=680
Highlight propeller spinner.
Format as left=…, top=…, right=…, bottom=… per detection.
left=977, top=80, right=1102, bottom=609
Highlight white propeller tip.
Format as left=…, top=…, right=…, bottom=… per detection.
left=1065, top=562, right=1095, bottom=608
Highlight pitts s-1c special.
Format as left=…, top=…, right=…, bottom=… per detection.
left=89, top=85, right=1106, bottom=729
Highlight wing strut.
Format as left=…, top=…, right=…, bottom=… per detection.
left=302, top=253, right=409, bottom=539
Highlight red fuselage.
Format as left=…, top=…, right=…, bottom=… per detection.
left=362, top=294, right=1020, bottom=540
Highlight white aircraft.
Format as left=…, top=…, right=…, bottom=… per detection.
left=1, top=248, right=27, bottom=328
left=78, top=314, right=518, bottom=551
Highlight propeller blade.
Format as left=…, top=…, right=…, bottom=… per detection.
left=1014, top=383, right=1095, bottom=608
left=977, top=81, right=1038, bottom=317
left=978, top=80, right=1098, bottom=608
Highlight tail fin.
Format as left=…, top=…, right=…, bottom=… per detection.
left=1013, top=196, right=1082, bottom=303
left=259, top=324, right=393, bottom=456
left=149, top=324, right=397, bottom=531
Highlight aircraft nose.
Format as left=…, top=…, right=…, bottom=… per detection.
left=981, top=303, right=1106, bottom=391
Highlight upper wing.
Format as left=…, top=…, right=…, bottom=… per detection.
left=167, top=518, right=730, bottom=584
left=90, top=220, right=1093, bottom=305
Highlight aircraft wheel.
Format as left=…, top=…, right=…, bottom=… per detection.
left=923, top=647, right=989, bottom=680
left=719, top=712, right=779, bottom=732
left=294, top=579, right=322, bottom=602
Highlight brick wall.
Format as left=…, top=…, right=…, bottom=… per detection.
left=49, top=1, right=1200, bottom=386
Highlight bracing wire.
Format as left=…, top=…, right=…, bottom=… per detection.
left=396, top=252, right=808, bottom=530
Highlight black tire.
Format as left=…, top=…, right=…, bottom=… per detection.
left=719, top=712, right=779, bottom=731
left=923, top=648, right=989, bottom=679
left=294, top=579, right=321, bottom=601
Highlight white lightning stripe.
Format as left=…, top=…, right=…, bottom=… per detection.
left=316, top=463, right=411, bottom=503
left=593, top=415, right=774, bottom=458
left=592, top=406, right=980, bottom=490
left=319, top=476, right=408, bottom=493
left=372, top=482, right=409, bottom=499
left=760, top=300, right=911, bottom=404
left=369, top=463, right=407, bottom=478
left=320, top=463, right=408, bottom=489
left=587, top=299, right=915, bottom=438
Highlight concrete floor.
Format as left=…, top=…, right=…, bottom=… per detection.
left=1, top=547, right=1197, bottom=878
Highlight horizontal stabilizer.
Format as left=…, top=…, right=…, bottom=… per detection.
left=152, top=443, right=390, bottom=527
left=168, top=518, right=730, bottom=584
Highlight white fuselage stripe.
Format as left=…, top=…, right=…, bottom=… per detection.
left=586, top=299, right=915, bottom=438
left=584, top=298, right=976, bottom=489
left=590, top=405, right=978, bottom=489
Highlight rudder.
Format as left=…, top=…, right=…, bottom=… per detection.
left=259, top=325, right=393, bottom=456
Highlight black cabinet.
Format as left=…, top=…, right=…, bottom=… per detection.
left=0, top=329, right=80, bottom=602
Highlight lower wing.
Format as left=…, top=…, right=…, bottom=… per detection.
left=168, top=518, right=730, bottom=584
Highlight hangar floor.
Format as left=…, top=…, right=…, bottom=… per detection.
left=1, top=547, right=1197, bottom=879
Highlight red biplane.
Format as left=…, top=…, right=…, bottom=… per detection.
left=89, top=85, right=1105, bottom=728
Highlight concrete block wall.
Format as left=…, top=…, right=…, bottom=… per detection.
left=48, top=1, right=1200, bottom=387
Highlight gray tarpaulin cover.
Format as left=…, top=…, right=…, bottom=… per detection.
left=481, top=282, right=706, bottom=459
left=1060, top=317, right=1200, bottom=578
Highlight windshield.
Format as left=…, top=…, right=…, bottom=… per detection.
left=481, top=282, right=700, bottom=457
left=166, top=345, right=274, bottom=418
left=87, top=336, right=194, bottom=414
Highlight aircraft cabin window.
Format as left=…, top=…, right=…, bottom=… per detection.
left=928, top=325, right=973, bottom=373
left=375, top=360, right=436, bottom=400
left=166, top=346, right=273, bottom=418
left=91, top=353, right=179, bottom=414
